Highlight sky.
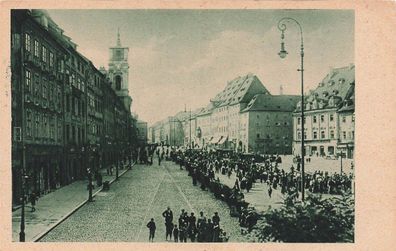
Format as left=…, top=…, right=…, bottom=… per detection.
left=47, top=9, right=354, bottom=125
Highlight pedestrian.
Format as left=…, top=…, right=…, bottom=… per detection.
left=179, top=220, right=188, bottom=242
left=205, top=218, right=214, bottom=242
left=268, top=185, right=273, bottom=198
left=162, top=206, right=174, bottom=241
left=29, top=192, right=37, bottom=212
left=147, top=218, right=156, bottom=242
left=212, top=212, right=220, bottom=225
left=173, top=225, right=179, bottom=242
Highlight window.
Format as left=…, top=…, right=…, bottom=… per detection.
left=313, top=131, right=318, bottom=139
left=43, top=115, right=48, bottom=139
left=297, top=117, right=301, bottom=125
left=342, top=116, right=346, bottom=123
left=58, top=119, right=62, bottom=142
left=321, top=131, right=325, bottom=139
left=42, top=45, right=47, bottom=62
left=304, top=132, right=307, bottom=139
left=352, top=130, right=355, bottom=139
left=42, top=79, right=47, bottom=99
left=343, top=131, right=347, bottom=139
left=313, top=116, right=317, bottom=123
left=66, top=95, right=70, bottom=112
left=320, top=115, right=324, bottom=123
left=35, top=113, right=40, bottom=139
left=24, top=33, right=31, bottom=52
left=26, top=110, right=32, bottom=137
left=34, top=40, right=39, bottom=57
left=72, top=126, right=76, bottom=143
left=330, top=114, right=334, bottom=121
left=115, top=75, right=122, bottom=90
left=257, top=133, right=260, bottom=138
left=33, top=74, right=40, bottom=97
left=25, top=69, right=31, bottom=92
left=330, top=130, right=335, bottom=139
left=66, top=124, right=70, bottom=142
left=352, top=115, right=355, bottom=122
left=49, top=52, right=54, bottom=67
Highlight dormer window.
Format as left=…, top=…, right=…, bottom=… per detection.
left=323, top=91, right=329, bottom=98
left=339, top=78, right=345, bottom=84
left=329, top=80, right=335, bottom=86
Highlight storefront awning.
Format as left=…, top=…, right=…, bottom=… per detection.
left=210, top=136, right=221, bottom=144
left=217, top=136, right=227, bottom=145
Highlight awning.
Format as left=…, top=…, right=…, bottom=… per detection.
left=210, top=136, right=221, bottom=144
left=218, top=136, right=227, bottom=145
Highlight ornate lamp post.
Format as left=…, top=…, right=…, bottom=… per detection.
left=277, top=17, right=305, bottom=201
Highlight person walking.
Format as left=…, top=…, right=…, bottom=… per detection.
left=29, top=192, right=37, bottom=212
left=147, top=218, right=156, bottom=242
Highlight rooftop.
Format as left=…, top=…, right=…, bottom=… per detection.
left=241, top=94, right=300, bottom=113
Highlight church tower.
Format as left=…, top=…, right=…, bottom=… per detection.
left=108, top=28, right=132, bottom=112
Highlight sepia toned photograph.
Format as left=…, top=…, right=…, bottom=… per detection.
left=9, top=8, right=356, bottom=243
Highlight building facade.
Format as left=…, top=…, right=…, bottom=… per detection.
left=11, top=10, right=138, bottom=205
left=136, top=120, right=148, bottom=145
left=292, top=65, right=355, bottom=158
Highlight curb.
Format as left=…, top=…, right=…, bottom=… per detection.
left=32, top=163, right=135, bottom=242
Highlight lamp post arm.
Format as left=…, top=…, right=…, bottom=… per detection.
left=277, top=17, right=304, bottom=48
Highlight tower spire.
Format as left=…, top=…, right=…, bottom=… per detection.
left=117, top=27, right=121, bottom=46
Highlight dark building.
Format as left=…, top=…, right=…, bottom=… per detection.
left=11, top=9, right=138, bottom=206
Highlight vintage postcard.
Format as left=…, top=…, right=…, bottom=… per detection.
left=0, top=1, right=395, bottom=251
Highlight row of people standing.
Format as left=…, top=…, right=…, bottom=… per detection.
left=161, top=207, right=229, bottom=242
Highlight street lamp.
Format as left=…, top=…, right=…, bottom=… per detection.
left=277, top=17, right=305, bottom=201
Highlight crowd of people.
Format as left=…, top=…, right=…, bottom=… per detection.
left=172, top=149, right=353, bottom=199
left=142, top=145, right=354, bottom=241
left=147, top=207, right=229, bottom=242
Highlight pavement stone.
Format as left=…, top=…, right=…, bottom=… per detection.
left=40, top=162, right=251, bottom=242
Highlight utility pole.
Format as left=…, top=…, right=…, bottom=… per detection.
left=189, top=108, right=192, bottom=149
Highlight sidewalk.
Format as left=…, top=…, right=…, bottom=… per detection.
left=12, top=164, right=132, bottom=242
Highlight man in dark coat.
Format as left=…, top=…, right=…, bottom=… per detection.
left=147, top=218, right=156, bottom=242
left=162, top=206, right=174, bottom=241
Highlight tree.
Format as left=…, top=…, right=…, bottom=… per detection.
left=251, top=192, right=354, bottom=242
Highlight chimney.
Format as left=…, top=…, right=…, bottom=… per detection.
left=279, top=85, right=283, bottom=95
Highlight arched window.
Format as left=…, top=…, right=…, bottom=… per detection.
left=115, top=75, right=122, bottom=91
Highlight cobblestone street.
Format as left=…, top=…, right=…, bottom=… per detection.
left=41, top=161, right=250, bottom=242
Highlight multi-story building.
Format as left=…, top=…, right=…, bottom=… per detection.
left=292, top=64, right=355, bottom=158
left=206, top=74, right=270, bottom=150
left=11, top=10, right=68, bottom=201
left=240, top=94, right=299, bottom=154
left=11, top=10, right=138, bottom=205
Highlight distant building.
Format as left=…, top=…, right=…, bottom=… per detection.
left=151, top=73, right=300, bottom=153
left=292, top=64, right=355, bottom=158
left=136, top=120, right=148, bottom=145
